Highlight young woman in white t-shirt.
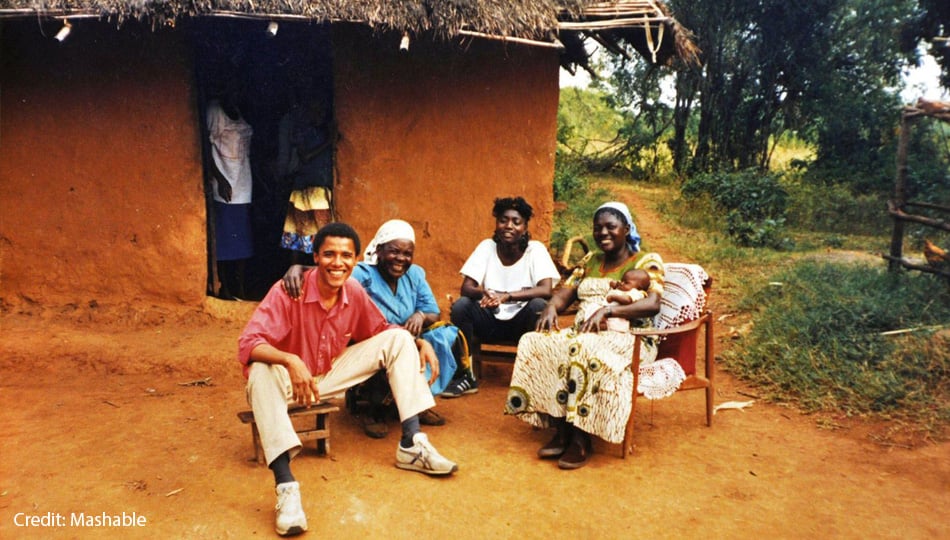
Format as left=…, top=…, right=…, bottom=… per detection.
left=444, top=197, right=561, bottom=397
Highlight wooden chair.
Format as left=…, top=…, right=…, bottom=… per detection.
left=622, top=263, right=714, bottom=458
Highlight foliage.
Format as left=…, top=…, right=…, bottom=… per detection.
left=681, top=169, right=791, bottom=248
left=594, top=58, right=677, bottom=178
left=556, top=87, right=624, bottom=169
left=553, top=153, right=585, bottom=202
left=784, top=0, right=917, bottom=192
left=549, top=166, right=610, bottom=256
left=904, top=118, right=950, bottom=205
left=662, top=0, right=851, bottom=172
left=581, top=0, right=928, bottom=197
left=724, top=261, right=950, bottom=427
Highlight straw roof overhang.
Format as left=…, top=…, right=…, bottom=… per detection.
left=0, top=1, right=697, bottom=69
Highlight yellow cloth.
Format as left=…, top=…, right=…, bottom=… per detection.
left=289, top=186, right=331, bottom=212
left=283, top=187, right=332, bottom=237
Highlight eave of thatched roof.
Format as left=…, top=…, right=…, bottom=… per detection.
left=0, top=1, right=697, bottom=68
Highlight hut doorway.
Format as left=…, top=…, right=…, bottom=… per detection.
left=189, top=19, right=335, bottom=300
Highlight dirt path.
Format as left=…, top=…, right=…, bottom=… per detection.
left=1, top=187, right=947, bottom=539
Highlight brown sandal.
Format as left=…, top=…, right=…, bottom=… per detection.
left=360, top=415, right=389, bottom=439
left=557, top=430, right=592, bottom=469
left=418, top=409, right=446, bottom=426
left=538, top=425, right=570, bottom=459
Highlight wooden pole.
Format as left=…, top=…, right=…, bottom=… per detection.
left=888, top=111, right=912, bottom=272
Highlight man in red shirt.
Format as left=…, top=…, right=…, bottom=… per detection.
left=238, top=222, right=458, bottom=536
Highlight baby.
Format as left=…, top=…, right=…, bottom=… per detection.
left=575, top=268, right=651, bottom=332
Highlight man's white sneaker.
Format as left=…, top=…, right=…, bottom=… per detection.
left=275, top=481, right=308, bottom=536
left=395, top=433, right=459, bottom=475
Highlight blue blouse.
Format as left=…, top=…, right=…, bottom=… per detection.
left=351, top=262, right=440, bottom=324
left=351, top=262, right=458, bottom=394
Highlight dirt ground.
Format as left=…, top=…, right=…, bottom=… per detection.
left=1, top=190, right=947, bottom=539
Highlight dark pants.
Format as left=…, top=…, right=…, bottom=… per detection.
left=450, top=296, right=547, bottom=350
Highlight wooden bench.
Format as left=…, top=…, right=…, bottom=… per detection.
left=237, top=402, right=340, bottom=464
left=471, top=312, right=577, bottom=378
left=471, top=340, right=518, bottom=379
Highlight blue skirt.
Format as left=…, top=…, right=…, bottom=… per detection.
left=215, top=202, right=254, bottom=261
left=422, top=324, right=460, bottom=395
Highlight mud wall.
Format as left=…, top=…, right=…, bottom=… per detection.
left=0, top=20, right=560, bottom=311
left=0, top=20, right=207, bottom=307
left=332, top=26, right=560, bottom=308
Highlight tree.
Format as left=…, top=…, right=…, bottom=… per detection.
left=594, top=0, right=918, bottom=191
left=594, top=58, right=676, bottom=177
left=801, top=0, right=916, bottom=191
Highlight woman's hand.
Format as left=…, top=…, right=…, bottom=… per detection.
left=535, top=286, right=577, bottom=331
left=417, top=339, right=439, bottom=385
left=404, top=311, right=427, bottom=336
left=281, top=264, right=309, bottom=300
left=535, top=302, right=560, bottom=332
left=579, top=306, right=610, bottom=333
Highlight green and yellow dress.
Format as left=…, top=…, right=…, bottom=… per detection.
left=505, top=250, right=664, bottom=443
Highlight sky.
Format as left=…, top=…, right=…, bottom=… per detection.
left=559, top=51, right=949, bottom=104
left=901, top=53, right=949, bottom=102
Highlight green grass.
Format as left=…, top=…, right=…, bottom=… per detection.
left=724, top=261, right=949, bottom=437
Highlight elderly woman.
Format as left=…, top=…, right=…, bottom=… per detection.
left=445, top=196, right=562, bottom=397
left=505, top=202, right=665, bottom=470
left=283, top=219, right=457, bottom=435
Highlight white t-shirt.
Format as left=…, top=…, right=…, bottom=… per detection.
left=207, top=100, right=254, bottom=205
left=459, top=239, right=561, bottom=320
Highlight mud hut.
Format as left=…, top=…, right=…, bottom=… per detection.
left=0, top=1, right=695, bottom=309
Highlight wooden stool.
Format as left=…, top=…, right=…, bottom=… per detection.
left=237, top=403, right=340, bottom=464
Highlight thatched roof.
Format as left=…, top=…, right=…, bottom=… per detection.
left=0, top=1, right=698, bottom=69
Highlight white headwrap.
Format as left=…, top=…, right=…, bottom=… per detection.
left=363, top=219, right=416, bottom=265
left=596, top=202, right=641, bottom=252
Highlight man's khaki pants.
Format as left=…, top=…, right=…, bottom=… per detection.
left=246, top=328, right=435, bottom=465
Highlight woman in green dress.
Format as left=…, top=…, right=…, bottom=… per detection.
left=506, top=202, right=665, bottom=470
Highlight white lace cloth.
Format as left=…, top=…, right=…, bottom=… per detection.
left=637, top=357, right=687, bottom=399
left=636, top=262, right=708, bottom=399
left=655, top=263, right=709, bottom=329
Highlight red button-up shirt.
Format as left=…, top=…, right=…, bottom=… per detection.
left=238, top=269, right=394, bottom=378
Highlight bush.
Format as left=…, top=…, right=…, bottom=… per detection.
left=784, top=176, right=887, bottom=235
left=682, top=169, right=791, bottom=248
left=725, top=260, right=950, bottom=427
left=553, top=152, right=587, bottom=201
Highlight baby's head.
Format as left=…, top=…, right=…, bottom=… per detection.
left=617, top=269, right=650, bottom=292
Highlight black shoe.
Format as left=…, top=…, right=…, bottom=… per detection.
left=440, top=370, right=479, bottom=398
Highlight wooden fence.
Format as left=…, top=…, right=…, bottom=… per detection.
left=884, top=98, right=950, bottom=279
